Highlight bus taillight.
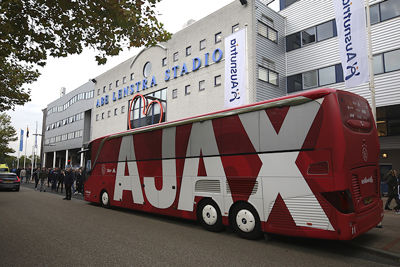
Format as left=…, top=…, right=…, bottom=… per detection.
left=321, top=190, right=354, bottom=214
left=337, top=91, right=372, bottom=133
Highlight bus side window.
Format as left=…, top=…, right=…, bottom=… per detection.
left=86, top=160, right=91, bottom=173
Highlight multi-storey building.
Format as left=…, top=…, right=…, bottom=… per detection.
left=41, top=0, right=400, bottom=171
left=41, top=82, right=95, bottom=168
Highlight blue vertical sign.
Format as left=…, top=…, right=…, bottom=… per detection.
left=19, top=129, right=24, bottom=152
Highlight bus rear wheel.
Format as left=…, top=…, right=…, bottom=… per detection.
left=197, top=199, right=224, bottom=232
left=231, top=203, right=262, bottom=240
left=100, top=190, right=110, bottom=208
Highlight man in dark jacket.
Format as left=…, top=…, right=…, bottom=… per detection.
left=384, top=169, right=400, bottom=210
left=63, top=167, right=74, bottom=200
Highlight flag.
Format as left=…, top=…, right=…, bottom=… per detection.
left=333, top=0, right=369, bottom=88
left=26, top=127, right=29, bottom=138
left=19, top=129, right=24, bottom=152
left=224, top=28, right=247, bottom=108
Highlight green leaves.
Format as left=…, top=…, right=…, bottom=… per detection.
left=0, top=0, right=171, bottom=112
left=0, top=113, right=17, bottom=161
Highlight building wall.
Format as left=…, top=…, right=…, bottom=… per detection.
left=43, top=81, right=94, bottom=153
left=255, top=0, right=287, bottom=101
left=91, top=0, right=255, bottom=140
left=279, top=0, right=400, bottom=108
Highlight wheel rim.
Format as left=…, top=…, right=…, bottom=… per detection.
left=202, top=204, right=218, bottom=226
left=102, top=192, right=109, bottom=206
left=236, top=209, right=256, bottom=233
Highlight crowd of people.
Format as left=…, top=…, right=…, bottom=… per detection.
left=12, top=166, right=84, bottom=200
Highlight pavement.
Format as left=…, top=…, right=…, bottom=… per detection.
left=20, top=180, right=400, bottom=263
left=351, top=197, right=400, bottom=262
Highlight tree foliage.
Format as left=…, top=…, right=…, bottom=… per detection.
left=0, top=113, right=17, bottom=161
left=0, top=0, right=171, bottom=111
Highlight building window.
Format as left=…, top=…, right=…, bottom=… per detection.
left=286, top=32, right=301, bottom=52
left=121, top=105, right=125, bottom=114
left=377, top=105, right=400, bottom=137
left=232, top=23, right=239, bottom=33
left=214, top=75, right=222, bottom=87
left=318, top=66, right=336, bottom=86
left=128, top=88, right=167, bottom=129
left=380, top=0, right=400, bottom=22
left=287, top=74, right=303, bottom=93
left=258, top=22, right=278, bottom=43
left=130, top=73, right=135, bottom=80
left=162, top=57, right=167, bottom=67
left=259, top=67, right=268, bottom=82
left=373, top=54, right=384, bottom=75
left=186, top=46, right=191, bottom=56
left=108, top=110, right=111, bottom=118
left=215, top=32, right=222, bottom=44
left=97, top=89, right=100, bottom=96
left=316, top=20, right=336, bottom=42
left=370, top=4, right=381, bottom=24
left=116, top=80, right=119, bottom=87
left=199, top=80, right=205, bottom=91
left=101, top=113, right=104, bottom=120
left=173, top=52, right=178, bottom=62
left=109, top=83, right=112, bottom=90
left=301, top=27, right=316, bottom=46
left=103, top=86, right=106, bottom=93
left=185, top=85, right=191, bottom=95
left=384, top=49, right=400, bottom=72
left=303, top=70, right=318, bottom=89
left=200, top=39, right=206, bottom=50
left=286, top=20, right=336, bottom=52
left=114, top=108, right=118, bottom=116
left=123, top=76, right=127, bottom=84
left=258, top=66, right=279, bottom=86
left=172, top=89, right=178, bottom=99
left=287, top=63, right=343, bottom=93
left=282, top=0, right=300, bottom=9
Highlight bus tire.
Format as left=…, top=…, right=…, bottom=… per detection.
left=197, top=199, right=224, bottom=232
left=100, top=190, right=110, bottom=208
left=231, top=202, right=262, bottom=240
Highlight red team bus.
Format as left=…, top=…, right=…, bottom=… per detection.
left=83, top=88, right=383, bottom=240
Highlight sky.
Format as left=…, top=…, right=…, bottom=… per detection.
left=6, top=0, right=279, bottom=160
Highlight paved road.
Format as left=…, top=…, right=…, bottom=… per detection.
left=0, top=186, right=397, bottom=266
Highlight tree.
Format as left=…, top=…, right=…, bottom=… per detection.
left=0, top=0, right=171, bottom=112
left=0, top=113, right=17, bottom=161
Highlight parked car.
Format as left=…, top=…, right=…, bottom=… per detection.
left=0, top=164, right=9, bottom=172
left=0, top=172, right=20, bottom=191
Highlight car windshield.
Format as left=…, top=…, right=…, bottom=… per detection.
left=0, top=168, right=9, bottom=172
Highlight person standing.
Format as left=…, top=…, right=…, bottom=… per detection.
left=39, top=167, right=47, bottom=192
left=20, top=168, right=27, bottom=184
left=57, top=169, right=64, bottom=193
left=33, top=168, right=39, bottom=189
left=64, top=167, right=73, bottom=200
left=75, top=168, right=83, bottom=195
left=384, top=169, right=400, bottom=210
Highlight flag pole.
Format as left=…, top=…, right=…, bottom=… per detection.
left=24, top=126, right=28, bottom=169
left=365, top=0, right=376, bottom=122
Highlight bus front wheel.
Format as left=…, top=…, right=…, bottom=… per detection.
left=197, top=199, right=224, bottom=232
left=231, top=203, right=262, bottom=240
left=100, top=190, right=110, bottom=208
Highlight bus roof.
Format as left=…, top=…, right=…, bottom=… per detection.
left=92, top=88, right=337, bottom=144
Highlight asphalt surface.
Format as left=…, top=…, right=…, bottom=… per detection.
left=0, top=186, right=398, bottom=266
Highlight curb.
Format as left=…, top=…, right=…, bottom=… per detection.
left=21, top=183, right=84, bottom=201
left=350, top=242, right=400, bottom=263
